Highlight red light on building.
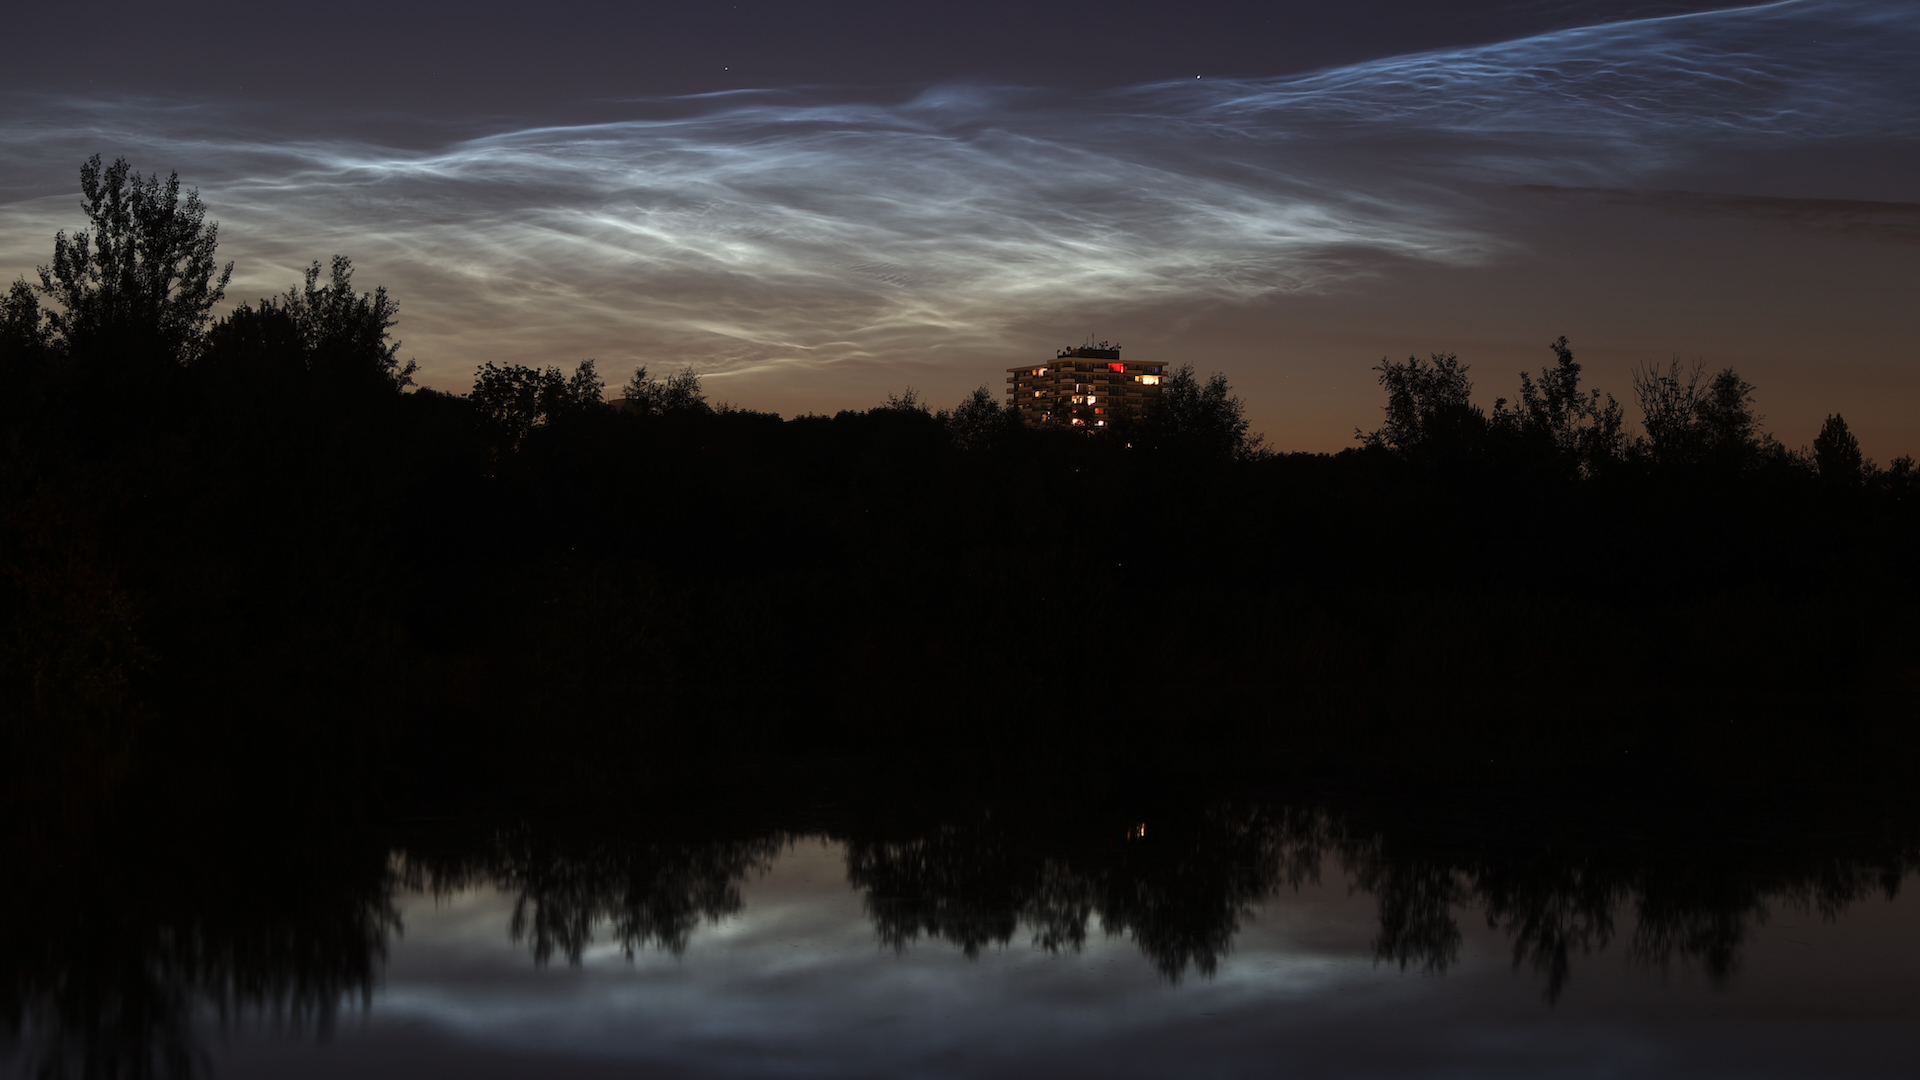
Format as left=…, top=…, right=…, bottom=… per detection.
left=1006, top=347, right=1165, bottom=430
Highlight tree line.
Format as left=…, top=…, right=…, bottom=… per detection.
left=4, top=157, right=1918, bottom=802
left=1358, top=339, right=1908, bottom=490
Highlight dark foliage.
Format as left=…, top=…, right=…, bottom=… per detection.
left=3, top=158, right=1918, bottom=811
left=472, top=358, right=602, bottom=454
left=1360, top=350, right=1481, bottom=456
left=1137, top=362, right=1264, bottom=460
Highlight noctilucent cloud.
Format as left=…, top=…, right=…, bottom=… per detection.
left=2, top=0, right=1916, bottom=453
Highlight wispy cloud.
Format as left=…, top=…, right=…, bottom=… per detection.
left=1169, top=1, right=1919, bottom=148
left=0, top=0, right=1912, bottom=391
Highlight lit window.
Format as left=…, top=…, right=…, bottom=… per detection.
left=1094, top=407, right=1104, bottom=414
left=1138, top=375, right=1160, bottom=385
left=1096, top=420, right=1106, bottom=426
left=1107, top=362, right=1125, bottom=373
left=1071, top=418, right=1085, bottom=426
left=1087, top=396, right=1096, bottom=404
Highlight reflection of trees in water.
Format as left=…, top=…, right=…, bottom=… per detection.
left=0, top=823, right=781, bottom=1079
left=1472, top=858, right=1617, bottom=996
left=1350, top=854, right=1473, bottom=975
left=843, top=800, right=1918, bottom=999
left=4, top=793, right=1915, bottom=1077
left=1336, top=810, right=1918, bottom=1002
left=402, top=830, right=786, bottom=964
left=1625, top=857, right=1905, bottom=985
left=845, top=804, right=1327, bottom=980
left=0, top=830, right=398, bottom=1080
left=1342, top=837, right=1621, bottom=998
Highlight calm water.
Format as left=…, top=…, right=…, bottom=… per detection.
left=8, top=781, right=1920, bottom=1077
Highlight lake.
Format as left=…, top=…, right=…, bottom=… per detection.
left=8, top=773, right=1918, bottom=1077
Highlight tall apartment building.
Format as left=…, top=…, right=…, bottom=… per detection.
left=1005, top=346, right=1167, bottom=428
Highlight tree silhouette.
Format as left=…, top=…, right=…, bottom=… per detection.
left=1156, top=362, right=1263, bottom=460
left=1812, top=414, right=1864, bottom=489
left=472, top=359, right=607, bottom=451
left=33, top=155, right=232, bottom=372
left=622, top=364, right=710, bottom=416
left=945, top=385, right=1007, bottom=452
left=1360, top=352, right=1482, bottom=455
left=0, top=280, right=51, bottom=423
left=1630, top=359, right=1708, bottom=465
left=882, top=386, right=929, bottom=413
left=1697, top=368, right=1762, bottom=460
left=1630, top=360, right=1768, bottom=468
left=0, top=280, right=47, bottom=366
left=1492, top=336, right=1625, bottom=473
left=273, top=256, right=415, bottom=395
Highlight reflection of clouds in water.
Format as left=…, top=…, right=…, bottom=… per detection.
left=0, top=0, right=1913, bottom=387
left=242, top=838, right=1920, bottom=1079
left=368, top=841, right=1371, bottom=1075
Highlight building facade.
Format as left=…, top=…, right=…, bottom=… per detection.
left=1005, top=346, right=1166, bottom=428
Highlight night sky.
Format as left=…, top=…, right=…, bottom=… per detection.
left=3, top=0, right=1915, bottom=454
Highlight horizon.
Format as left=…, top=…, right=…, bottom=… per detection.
left=4, top=0, right=1916, bottom=459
